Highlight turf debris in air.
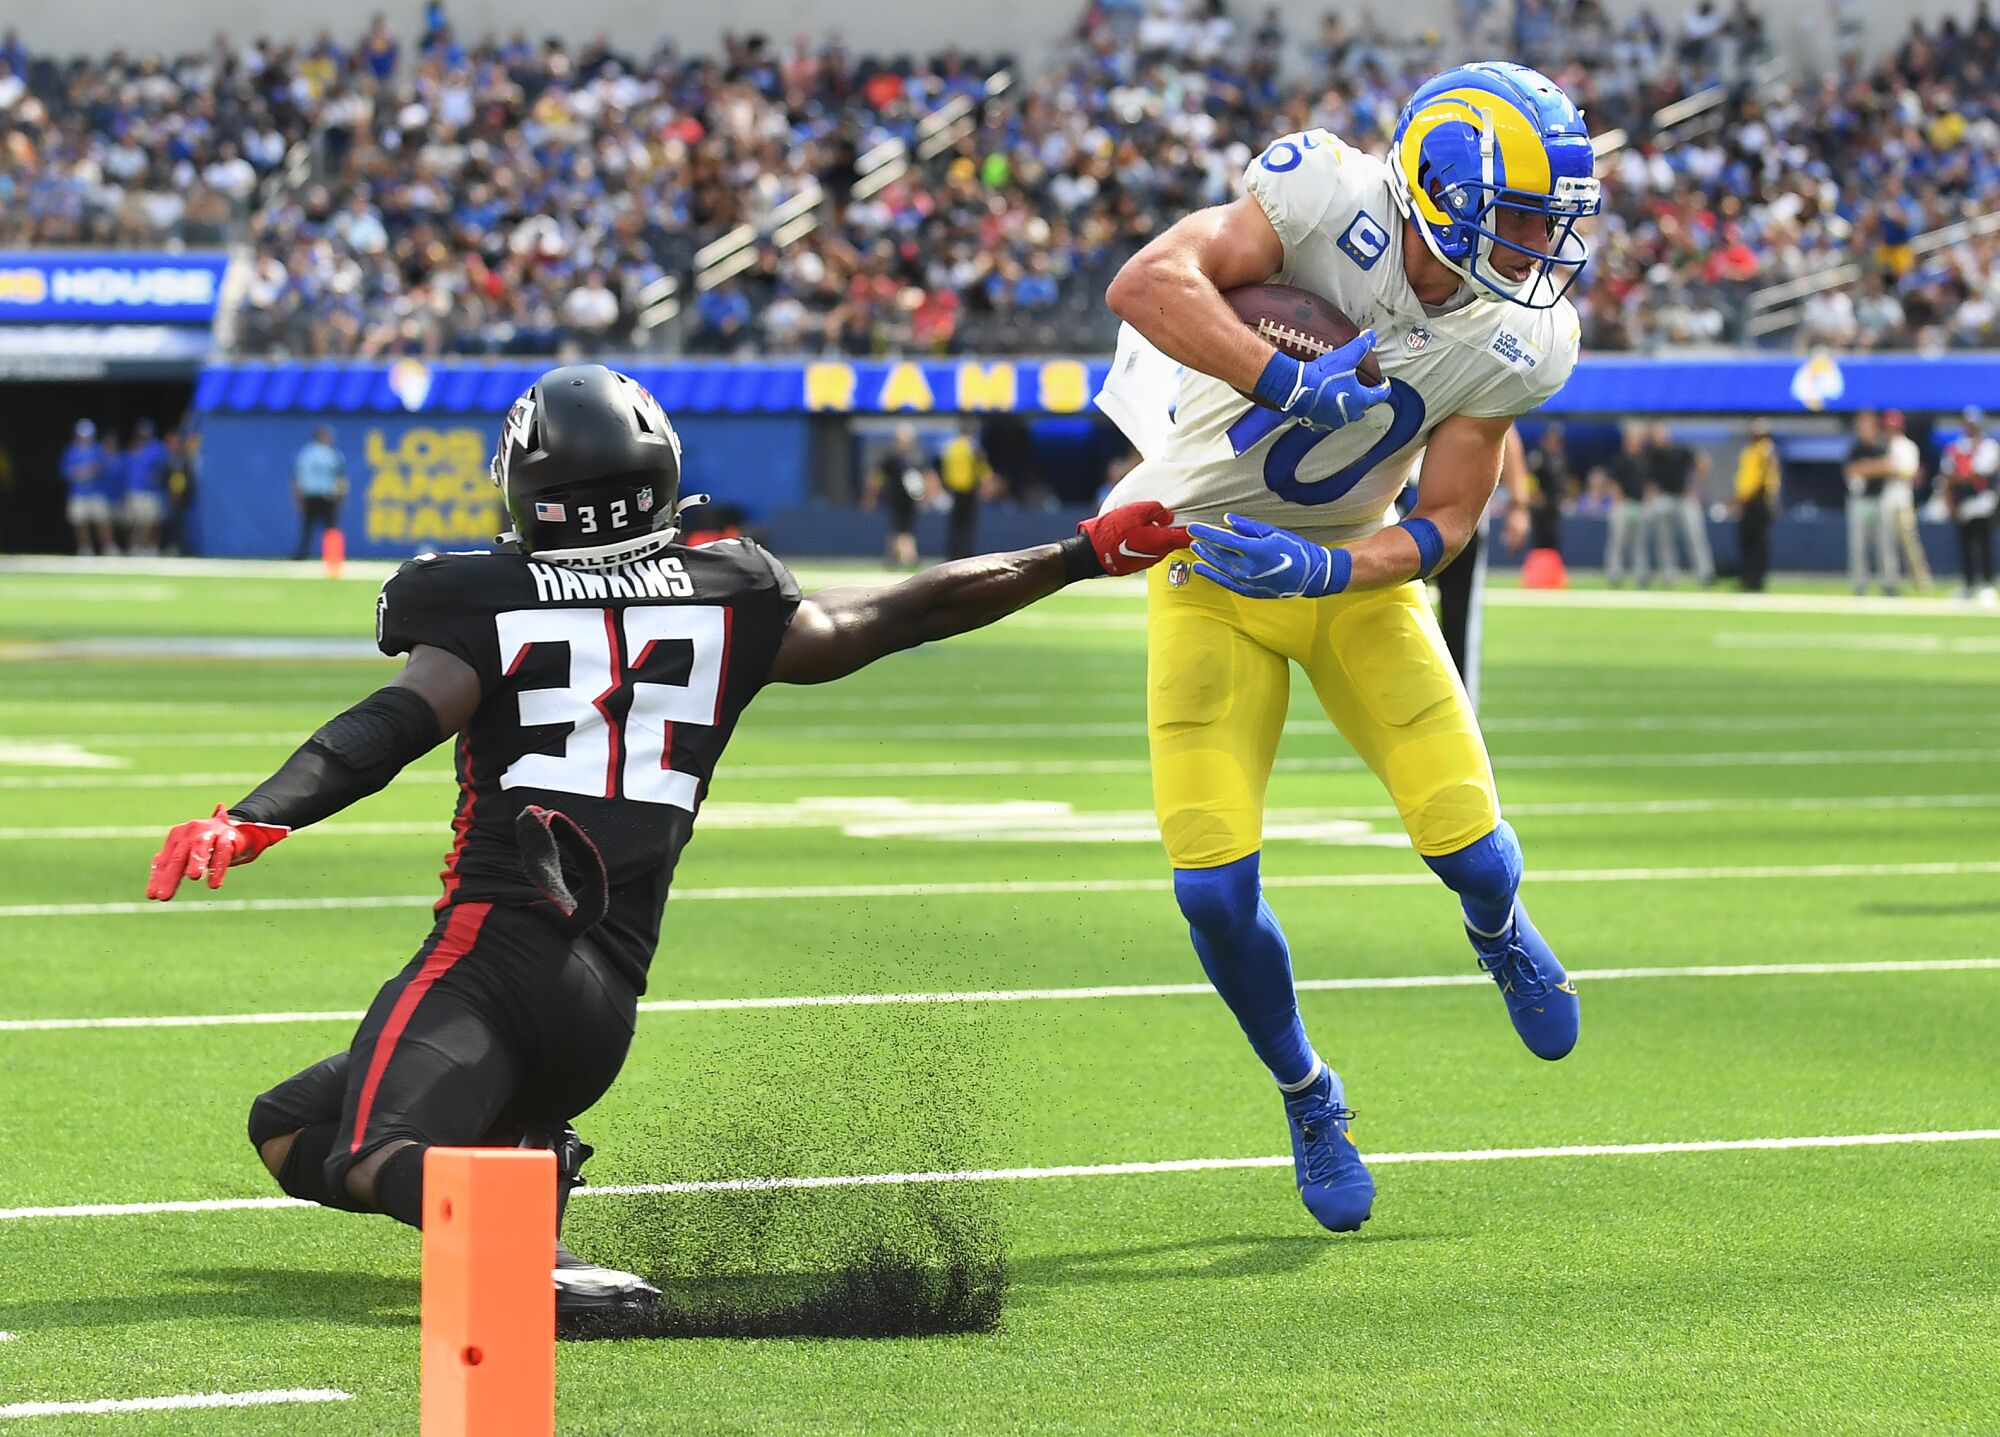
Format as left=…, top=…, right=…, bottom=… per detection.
left=563, top=981, right=1007, bottom=1340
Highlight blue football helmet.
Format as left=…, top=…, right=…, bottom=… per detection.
left=1387, top=61, right=1602, bottom=309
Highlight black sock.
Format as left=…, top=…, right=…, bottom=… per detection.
left=371, top=1143, right=428, bottom=1228
left=274, top=1122, right=365, bottom=1212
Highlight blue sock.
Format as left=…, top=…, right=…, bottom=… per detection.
left=1174, top=854, right=1317, bottom=1088
left=1423, top=821, right=1524, bottom=936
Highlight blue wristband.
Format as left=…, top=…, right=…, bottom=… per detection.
left=1252, top=351, right=1303, bottom=410
left=1319, top=544, right=1355, bottom=595
left=1397, top=518, right=1445, bottom=578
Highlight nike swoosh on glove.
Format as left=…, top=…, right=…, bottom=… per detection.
left=1078, top=500, right=1192, bottom=576
left=146, top=805, right=290, bottom=900
left=1187, top=513, right=1353, bottom=599
left=1253, top=330, right=1393, bottom=432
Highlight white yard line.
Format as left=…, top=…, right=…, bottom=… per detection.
left=1716, top=630, right=2000, bottom=652
left=0, top=1196, right=313, bottom=1220
left=0, top=555, right=397, bottom=582
left=593, top=1130, right=2000, bottom=1194
left=7, top=791, right=1996, bottom=844
left=0, top=771, right=443, bottom=792
left=0, top=582, right=183, bottom=602
left=8, top=859, right=1999, bottom=921
left=13, top=747, right=1999, bottom=790
left=3, top=958, right=1992, bottom=1034
left=5, top=1130, right=1994, bottom=1222
left=0, top=820, right=444, bottom=841
left=0, top=1009, right=372, bottom=1032
left=0, top=702, right=334, bottom=717
left=1492, top=587, right=2000, bottom=619
left=0, top=687, right=1972, bottom=721
left=0, top=692, right=1131, bottom=719
left=4, top=712, right=1989, bottom=751
left=47, top=732, right=326, bottom=748
left=6, top=555, right=1998, bottom=614
left=0, top=1389, right=351, bottom=1420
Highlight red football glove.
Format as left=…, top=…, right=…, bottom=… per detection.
left=1078, top=501, right=1191, bottom=576
left=146, top=805, right=290, bottom=901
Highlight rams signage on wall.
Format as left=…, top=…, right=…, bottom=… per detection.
left=196, top=352, right=2000, bottom=420
left=196, top=358, right=1113, bottom=418
left=190, top=351, right=2000, bottom=558
left=192, top=413, right=809, bottom=559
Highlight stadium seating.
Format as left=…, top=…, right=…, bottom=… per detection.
left=3, top=3, right=1997, bottom=356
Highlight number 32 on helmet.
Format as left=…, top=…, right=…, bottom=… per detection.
left=1388, top=61, right=1603, bottom=310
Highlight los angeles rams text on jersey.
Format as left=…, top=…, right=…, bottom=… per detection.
left=1098, top=129, right=1582, bottom=545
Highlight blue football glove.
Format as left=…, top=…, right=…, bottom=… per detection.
left=1187, top=514, right=1353, bottom=599
left=1252, top=330, right=1392, bottom=432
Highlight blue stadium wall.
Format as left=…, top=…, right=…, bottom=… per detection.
left=191, top=352, right=2000, bottom=561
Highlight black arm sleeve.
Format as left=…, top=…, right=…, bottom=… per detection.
left=228, top=685, right=444, bottom=831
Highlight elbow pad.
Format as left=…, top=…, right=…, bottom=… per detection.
left=230, top=686, right=443, bottom=831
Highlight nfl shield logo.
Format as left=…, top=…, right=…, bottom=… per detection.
left=1168, top=560, right=1191, bottom=588
left=1406, top=327, right=1431, bottom=352
left=636, top=487, right=654, bottom=513
left=534, top=501, right=566, bottom=522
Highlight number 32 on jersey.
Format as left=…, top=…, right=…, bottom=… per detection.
left=495, top=605, right=730, bottom=809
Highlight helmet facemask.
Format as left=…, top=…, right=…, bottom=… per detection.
left=1389, top=82, right=1602, bottom=311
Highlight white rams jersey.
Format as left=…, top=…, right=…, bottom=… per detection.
left=1098, top=129, right=1582, bottom=544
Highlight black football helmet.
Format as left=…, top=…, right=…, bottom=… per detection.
left=491, top=364, right=686, bottom=569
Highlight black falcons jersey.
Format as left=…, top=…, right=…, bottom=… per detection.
left=376, top=541, right=801, bottom=991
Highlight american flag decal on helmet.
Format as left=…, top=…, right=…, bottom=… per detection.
left=534, top=501, right=566, bottom=521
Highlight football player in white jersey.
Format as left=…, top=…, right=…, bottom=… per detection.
left=1096, top=62, right=1600, bottom=1231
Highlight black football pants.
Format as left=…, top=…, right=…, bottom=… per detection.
left=249, top=902, right=637, bottom=1212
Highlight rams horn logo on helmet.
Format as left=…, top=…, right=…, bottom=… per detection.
left=1387, top=61, right=1603, bottom=309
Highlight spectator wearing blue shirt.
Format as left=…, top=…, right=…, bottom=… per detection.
left=293, top=426, right=349, bottom=560
left=98, top=432, right=128, bottom=510
left=361, top=14, right=399, bottom=80
left=125, top=419, right=171, bottom=556
left=1014, top=253, right=1062, bottom=310
left=689, top=281, right=753, bottom=356
left=61, top=420, right=117, bottom=557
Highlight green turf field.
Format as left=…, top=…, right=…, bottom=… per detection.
left=2, top=559, right=1997, bottom=1434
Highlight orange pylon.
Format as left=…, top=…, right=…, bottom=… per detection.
left=1520, top=547, right=1567, bottom=589
left=420, top=1148, right=555, bottom=1437
left=321, top=527, right=346, bottom=579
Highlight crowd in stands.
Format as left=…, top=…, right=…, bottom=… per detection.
left=0, top=28, right=279, bottom=248
left=5, top=1, right=2000, bottom=356
left=1579, top=3, right=2000, bottom=353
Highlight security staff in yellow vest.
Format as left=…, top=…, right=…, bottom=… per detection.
left=940, top=424, right=991, bottom=560
left=1732, top=423, right=1782, bottom=592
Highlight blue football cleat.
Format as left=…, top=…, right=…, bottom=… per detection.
left=1468, top=900, right=1579, bottom=1060
left=1283, top=1064, right=1375, bottom=1232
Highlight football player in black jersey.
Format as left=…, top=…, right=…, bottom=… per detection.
left=145, top=364, right=1188, bottom=1333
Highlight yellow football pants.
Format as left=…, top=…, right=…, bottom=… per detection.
left=1147, top=554, right=1499, bottom=869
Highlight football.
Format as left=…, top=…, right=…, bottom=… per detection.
left=1222, top=282, right=1383, bottom=385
